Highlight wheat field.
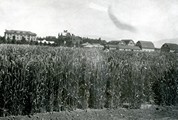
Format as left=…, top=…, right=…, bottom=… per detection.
left=0, top=44, right=177, bottom=116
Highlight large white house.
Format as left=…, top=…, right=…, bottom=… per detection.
left=4, top=29, right=37, bottom=41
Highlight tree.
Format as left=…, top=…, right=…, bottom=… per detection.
left=29, top=40, right=33, bottom=45
left=21, top=37, right=27, bottom=44
left=34, top=41, right=38, bottom=45
left=7, top=37, right=11, bottom=44
left=2, top=37, right=6, bottom=43
left=11, top=36, right=16, bottom=44
left=0, top=36, right=6, bottom=44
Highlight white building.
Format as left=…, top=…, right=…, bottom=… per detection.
left=81, top=42, right=104, bottom=48
left=4, top=30, right=37, bottom=41
left=38, top=39, right=55, bottom=44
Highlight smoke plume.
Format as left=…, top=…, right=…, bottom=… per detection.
left=108, top=6, right=137, bottom=32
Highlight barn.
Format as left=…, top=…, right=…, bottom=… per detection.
left=108, top=45, right=119, bottom=50
left=121, top=39, right=135, bottom=46
left=136, top=41, right=155, bottom=52
left=118, top=45, right=140, bottom=51
left=161, top=43, right=178, bottom=53
left=81, top=42, right=104, bottom=49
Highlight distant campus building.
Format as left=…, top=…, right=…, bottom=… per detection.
left=4, top=30, right=37, bottom=41
left=3, top=29, right=177, bottom=53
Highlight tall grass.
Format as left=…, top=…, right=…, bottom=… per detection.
left=0, top=44, right=177, bottom=116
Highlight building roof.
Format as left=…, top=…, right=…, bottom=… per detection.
left=81, top=42, right=91, bottom=46
left=136, top=41, right=155, bottom=49
left=107, top=40, right=121, bottom=45
left=5, top=30, right=37, bottom=36
left=92, top=44, right=104, bottom=48
left=82, top=42, right=103, bottom=48
left=121, top=39, right=135, bottom=45
left=162, top=43, right=178, bottom=50
left=118, top=45, right=140, bottom=50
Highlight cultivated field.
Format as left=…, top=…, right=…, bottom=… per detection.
left=1, top=106, right=178, bottom=120
left=0, top=44, right=178, bottom=118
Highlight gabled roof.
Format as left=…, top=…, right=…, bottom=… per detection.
left=81, top=42, right=103, bottom=48
left=81, top=42, right=91, bottom=46
left=136, top=41, right=155, bottom=49
left=5, top=30, right=37, bottom=36
left=121, top=39, right=135, bottom=45
left=91, top=44, right=104, bottom=48
left=162, top=43, right=178, bottom=50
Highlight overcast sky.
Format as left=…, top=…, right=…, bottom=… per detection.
left=0, top=0, right=178, bottom=47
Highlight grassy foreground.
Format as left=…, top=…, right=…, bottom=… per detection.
left=1, top=106, right=178, bottom=120
left=0, top=44, right=178, bottom=117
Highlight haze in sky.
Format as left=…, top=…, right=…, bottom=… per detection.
left=0, top=0, right=178, bottom=47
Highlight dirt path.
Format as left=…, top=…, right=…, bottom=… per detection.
left=1, top=106, right=178, bottom=120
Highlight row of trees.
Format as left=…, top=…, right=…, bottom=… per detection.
left=55, top=34, right=107, bottom=47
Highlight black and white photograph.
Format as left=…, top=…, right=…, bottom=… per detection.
left=0, top=0, right=178, bottom=119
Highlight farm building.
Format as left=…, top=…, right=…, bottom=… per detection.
left=161, top=43, right=178, bottom=53
left=155, top=48, right=161, bottom=52
left=121, top=39, right=135, bottom=46
left=38, top=39, right=55, bottom=44
left=118, top=45, right=140, bottom=51
left=81, top=42, right=104, bottom=48
left=108, top=45, right=118, bottom=50
left=136, top=41, right=155, bottom=52
left=81, top=42, right=92, bottom=47
left=4, top=29, right=37, bottom=41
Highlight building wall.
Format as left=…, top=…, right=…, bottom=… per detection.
left=118, top=41, right=125, bottom=45
left=161, top=45, right=170, bottom=52
left=136, top=42, right=142, bottom=49
left=109, top=47, right=117, bottom=50
left=5, top=32, right=36, bottom=41
left=142, top=48, right=154, bottom=52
